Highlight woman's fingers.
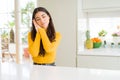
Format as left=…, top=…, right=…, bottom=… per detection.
left=33, top=20, right=39, bottom=32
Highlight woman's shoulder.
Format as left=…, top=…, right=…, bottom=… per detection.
left=56, top=32, right=62, bottom=39
left=27, top=32, right=31, bottom=38
left=56, top=32, right=61, bottom=36
left=28, top=31, right=31, bottom=34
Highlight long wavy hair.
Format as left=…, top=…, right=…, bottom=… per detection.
left=31, top=7, right=56, bottom=56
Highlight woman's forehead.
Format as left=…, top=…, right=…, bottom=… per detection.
left=35, top=11, right=47, bottom=17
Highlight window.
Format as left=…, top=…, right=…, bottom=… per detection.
left=20, top=0, right=36, bottom=63
left=0, top=0, right=14, bottom=62
left=0, top=0, right=36, bottom=63
left=78, top=11, right=120, bottom=51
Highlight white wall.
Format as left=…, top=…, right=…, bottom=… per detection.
left=37, top=0, right=77, bottom=67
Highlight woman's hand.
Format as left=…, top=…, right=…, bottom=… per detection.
left=33, top=20, right=41, bottom=32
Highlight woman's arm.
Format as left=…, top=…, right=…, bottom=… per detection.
left=39, top=28, right=62, bottom=52
left=28, top=32, right=41, bottom=57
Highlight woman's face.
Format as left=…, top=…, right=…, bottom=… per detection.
left=35, top=11, right=50, bottom=29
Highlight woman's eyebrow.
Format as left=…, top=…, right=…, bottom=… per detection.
left=35, top=17, right=40, bottom=19
left=35, top=14, right=46, bottom=19
left=41, top=14, right=46, bottom=16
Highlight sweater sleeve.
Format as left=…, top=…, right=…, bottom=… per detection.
left=39, top=28, right=62, bottom=53
left=28, top=32, right=41, bottom=57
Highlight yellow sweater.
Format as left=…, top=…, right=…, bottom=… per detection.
left=28, top=28, right=61, bottom=64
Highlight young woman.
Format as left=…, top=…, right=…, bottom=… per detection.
left=28, top=7, right=61, bottom=66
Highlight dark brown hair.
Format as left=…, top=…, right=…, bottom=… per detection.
left=31, top=7, right=56, bottom=56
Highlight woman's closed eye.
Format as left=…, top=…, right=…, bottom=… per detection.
left=35, top=18, right=41, bottom=22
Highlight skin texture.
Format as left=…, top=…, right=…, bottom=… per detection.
left=33, top=11, right=50, bottom=32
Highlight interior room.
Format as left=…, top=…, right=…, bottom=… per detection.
left=0, top=0, right=120, bottom=80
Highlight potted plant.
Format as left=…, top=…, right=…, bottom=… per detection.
left=1, top=31, right=9, bottom=50
left=4, top=20, right=15, bottom=43
left=112, top=31, right=120, bottom=44
left=9, top=21, right=15, bottom=43
left=98, top=30, right=107, bottom=44
left=98, top=29, right=107, bottom=37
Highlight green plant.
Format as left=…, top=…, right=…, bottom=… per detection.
left=1, top=31, right=8, bottom=39
left=4, top=21, right=15, bottom=28
left=21, top=31, right=28, bottom=44
left=86, top=30, right=90, bottom=39
left=112, top=31, right=120, bottom=37
left=98, top=30, right=107, bottom=37
left=21, top=1, right=35, bottom=28
left=2, top=1, right=35, bottom=44
left=1, top=31, right=9, bottom=50
left=111, top=42, right=114, bottom=45
left=118, top=42, right=120, bottom=45
left=4, top=21, right=15, bottom=43
left=20, top=1, right=35, bottom=44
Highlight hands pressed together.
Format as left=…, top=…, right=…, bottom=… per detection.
left=33, top=20, right=41, bottom=32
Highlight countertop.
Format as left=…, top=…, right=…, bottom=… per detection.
left=0, top=63, right=120, bottom=80
left=78, top=48, right=120, bottom=56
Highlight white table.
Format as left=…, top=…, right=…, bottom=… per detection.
left=0, top=63, right=120, bottom=80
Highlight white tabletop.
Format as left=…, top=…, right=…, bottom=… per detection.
left=0, top=63, right=120, bottom=80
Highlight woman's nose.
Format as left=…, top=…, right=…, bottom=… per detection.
left=40, top=18, right=45, bottom=23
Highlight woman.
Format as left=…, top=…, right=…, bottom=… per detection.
left=28, top=7, right=61, bottom=66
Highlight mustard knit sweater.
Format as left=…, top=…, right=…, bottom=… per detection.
left=28, top=28, right=61, bottom=64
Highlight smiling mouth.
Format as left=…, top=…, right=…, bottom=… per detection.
left=41, top=23, right=46, bottom=25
